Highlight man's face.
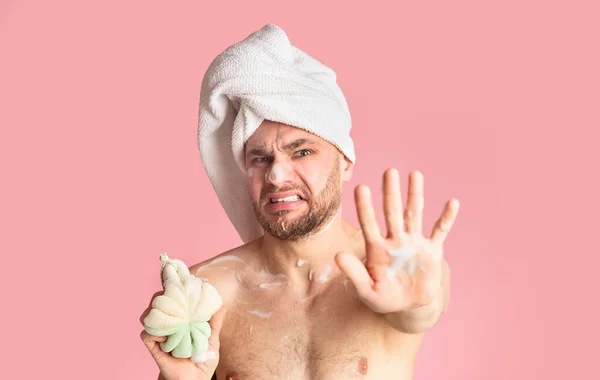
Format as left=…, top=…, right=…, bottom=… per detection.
left=244, top=121, right=352, bottom=241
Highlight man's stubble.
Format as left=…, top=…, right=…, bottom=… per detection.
left=251, top=160, right=341, bottom=241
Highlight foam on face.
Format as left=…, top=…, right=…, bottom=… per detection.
left=298, top=148, right=330, bottom=194
left=266, top=162, right=286, bottom=183
left=296, top=258, right=306, bottom=267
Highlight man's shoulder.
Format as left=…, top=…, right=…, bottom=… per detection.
left=189, top=239, right=259, bottom=273
left=188, top=239, right=261, bottom=303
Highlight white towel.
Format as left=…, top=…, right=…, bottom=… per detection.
left=197, top=23, right=355, bottom=243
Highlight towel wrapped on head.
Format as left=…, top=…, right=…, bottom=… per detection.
left=197, top=23, right=355, bottom=243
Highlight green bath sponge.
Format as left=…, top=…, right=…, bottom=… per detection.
left=143, top=253, right=223, bottom=359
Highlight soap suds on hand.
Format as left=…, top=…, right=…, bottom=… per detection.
left=191, top=350, right=217, bottom=364
left=440, top=221, right=449, bottom=232
left=387, top=246, right=417, bottom=280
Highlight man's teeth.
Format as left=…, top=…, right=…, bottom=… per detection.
left=270, top=195, right=301, bottom=203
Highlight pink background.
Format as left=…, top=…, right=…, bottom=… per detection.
left=2, top=0, right=599, bottom=379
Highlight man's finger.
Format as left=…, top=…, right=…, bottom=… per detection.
left=404, top=171, right=424, bottom=235
left=335, top=252, right=375, bottom=301
left=140, top=330, right=168, bottom=362
left=382, top=168, right=404, bottom=239
left=430, top=198, right=460, bottom=243
left=207, top=306, right=227, bottom=351
left=140, top=291, right=164, bottom=326
left=355, top=184, right=383, bottom=244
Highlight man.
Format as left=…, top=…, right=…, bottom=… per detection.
left=140, top=24, right=459, bottom=380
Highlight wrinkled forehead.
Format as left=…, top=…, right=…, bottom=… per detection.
left=244, top=121, right=328, bottom=152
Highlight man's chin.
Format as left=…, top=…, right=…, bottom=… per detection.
left=262, top=208, right=305, bottom=223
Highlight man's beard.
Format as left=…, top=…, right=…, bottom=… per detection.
left=251, top=162, right=341, bottom=241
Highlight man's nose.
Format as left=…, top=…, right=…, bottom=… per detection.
left=265, top=159, right=293, bottom=186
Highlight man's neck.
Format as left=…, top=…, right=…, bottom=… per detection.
left=258, top=210, right=362, bottom=294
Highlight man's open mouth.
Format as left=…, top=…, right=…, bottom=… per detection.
left=269, top=195, right=302, bottom=203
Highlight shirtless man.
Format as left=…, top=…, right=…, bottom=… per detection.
left=140, top=23, right=460, bottom=379
left=140, top=119, right=460, bottom=379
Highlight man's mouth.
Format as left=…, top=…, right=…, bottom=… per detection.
left=269, top=195, right=302, bottom=203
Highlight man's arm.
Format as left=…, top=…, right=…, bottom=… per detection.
left=384, top=259, right=450, bottom=334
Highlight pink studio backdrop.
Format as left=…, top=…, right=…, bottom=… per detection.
left=1, top=1, right=598, bottom=379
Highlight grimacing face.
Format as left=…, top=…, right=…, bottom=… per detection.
left=244, top=121, right=354, bottom=241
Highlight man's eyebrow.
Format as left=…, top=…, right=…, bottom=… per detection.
left=246, top=138, right=317, bottom=157
left=282, top=138, right=317, bottom=151
left=246, top=147, right=269, bottom=157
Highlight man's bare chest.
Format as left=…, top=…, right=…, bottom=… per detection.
left=215, top=279, right=387, bottom=380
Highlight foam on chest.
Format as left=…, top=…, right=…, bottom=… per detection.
left=218, top=279, right=381, bottom=379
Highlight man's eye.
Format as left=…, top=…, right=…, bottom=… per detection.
left=253, top=157, right=270, bottom=164
left=295, top=149, right=312, bottom=157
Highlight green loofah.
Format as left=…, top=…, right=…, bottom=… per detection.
left=143, top=253, right=223, bottom=358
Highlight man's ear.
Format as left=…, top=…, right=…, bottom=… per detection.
left=341, top=155, right=354, bottom=182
